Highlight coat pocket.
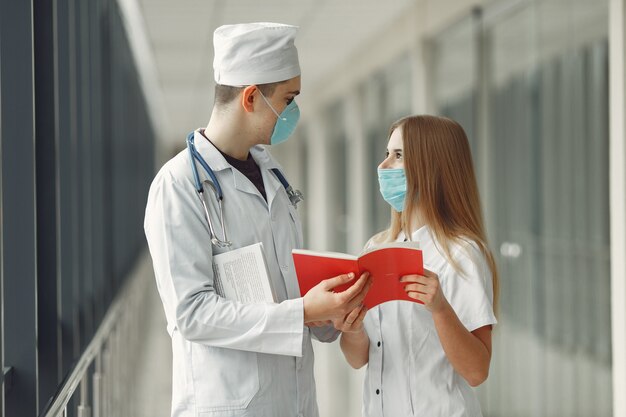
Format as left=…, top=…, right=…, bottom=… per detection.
left=190, top=343, right=259, bottom=412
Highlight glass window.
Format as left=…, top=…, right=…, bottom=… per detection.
left=326, top=101, right=349, bottom=252
left=0, top=0, right=159, bottom=413
left=299, top=136, right=310, bottom=247
left=432, top=1, right=611, bottom=415
left=493, top=1, right=610, bottom=415
left=432, top=14, right=479, bottom=155
left=363, top=55, right=413, bottom=241
left=362, top=73, right=389, bottom=239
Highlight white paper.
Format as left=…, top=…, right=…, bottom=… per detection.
left=212, top=243, right=276, bottom=303
left=291, top=248, right=359, bottom=261
left=362, top=240, right=421, bottom=255
left=292, top=241, right=420, bottom=260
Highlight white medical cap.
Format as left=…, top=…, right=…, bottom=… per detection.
left=213, top=22, right=300, bottom=86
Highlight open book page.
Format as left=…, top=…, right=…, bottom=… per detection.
left=291, top=250, right=360, bottom=297
left=292, top=243, right=424, bottom=308
left=358, top=245, right=423, bottom=307
left=212, top=243, right=276, bottom=303
left=361, top=240, right=421, bottom=255
left=291, top=248, right=358, bottom=260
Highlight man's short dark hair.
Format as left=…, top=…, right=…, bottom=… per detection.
left=214, top=81, right=285, bottom=107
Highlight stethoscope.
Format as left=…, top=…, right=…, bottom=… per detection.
left=186, top=131, right=304, bottom=248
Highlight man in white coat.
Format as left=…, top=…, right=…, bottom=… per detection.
left=144, top=22, right=371, bottom=417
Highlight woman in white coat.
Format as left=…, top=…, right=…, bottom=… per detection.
left=335, top=115, right=499, bottom=417
left=144, top=23, right=371, bottom=417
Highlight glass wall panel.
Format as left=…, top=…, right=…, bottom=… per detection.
left=363, top=55, right=412, bottom=240
left=299, top=135, right=310, bottom=248
left=432, top=14, right=479, bottom=154
left=0, top=0, right=157, bottom=413
left=383, top=53, right=412, bottom=124
left=362, top=73, right=390, bottom=239
left=433, top=1, right=610, bottom=416
left=326, top=101, right=349, bottom=252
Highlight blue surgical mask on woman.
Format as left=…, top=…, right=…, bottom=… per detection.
left=259, top=91, right=300, bottom=145
left=377, top=168, right=407, bottom=212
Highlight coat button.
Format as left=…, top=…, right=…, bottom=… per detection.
left=376, top=389, right=380, bottom=395
left=377, top=341, right=381, bottom=347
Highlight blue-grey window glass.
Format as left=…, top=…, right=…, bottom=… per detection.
left=326, top=101, right=349, bottom=252
left=433, top=1, right=611, bottom=415
left=363, top=55, right=412, bottom=240
left=432, top=14, right=479, bottom=156
left=0, top=0, right=157, bottom=414
left=362, top=73, right=389, bottom=238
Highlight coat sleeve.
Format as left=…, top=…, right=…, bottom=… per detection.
left=309, top=324, right=340, bottom=343
left=144, top=170, right=305, bottom=357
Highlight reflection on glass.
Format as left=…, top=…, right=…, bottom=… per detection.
left=326, top=101, right=349, bottom=253
left=362, top=56, right=413, bottom=240
left=432, top=14, right=478, bottom=155
left=433, top=1, right=611, bottom=415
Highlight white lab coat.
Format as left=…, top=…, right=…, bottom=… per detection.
left=144, top=129, right=338, bottom=417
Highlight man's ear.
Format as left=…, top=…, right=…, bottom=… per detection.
left=241, top=85, right=258, bottom=113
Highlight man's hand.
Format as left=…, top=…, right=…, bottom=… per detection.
left=303, top=272, right=371, bottom=323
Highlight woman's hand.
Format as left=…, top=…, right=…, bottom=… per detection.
left=336, top=302, right=370, bottom=369
left=400, top=268, right=448, bottom=313
left=332, top=304, right=368, bottom=333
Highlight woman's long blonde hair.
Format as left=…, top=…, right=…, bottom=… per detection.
left=375, top=115, right=499, bottom=314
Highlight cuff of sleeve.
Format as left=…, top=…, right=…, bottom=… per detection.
left=311, top=324, right=340, bottom=343
left=464, top=315, right=498, bottom=333
left=265, top=297, right=305, bottom=357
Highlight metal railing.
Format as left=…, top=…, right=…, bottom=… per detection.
left=41, top=256, right=152, bottom=417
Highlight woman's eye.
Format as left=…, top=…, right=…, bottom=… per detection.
left=385, top=151, right=390, bottom=158
left=395, top=153, right=403, bottom=159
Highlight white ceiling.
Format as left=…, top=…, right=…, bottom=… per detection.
left=136, top=0, right=417, bottom=144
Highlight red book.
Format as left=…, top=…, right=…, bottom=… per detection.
left=292, top=242, right=424, bottom=309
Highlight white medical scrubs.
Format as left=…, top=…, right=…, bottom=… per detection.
left=362, top=226, right=497, bottom=417
left=144, top=129, right=338, bottom=417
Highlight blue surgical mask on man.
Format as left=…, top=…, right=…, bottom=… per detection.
left=259, top=90, right=300, bottom=145
left=378, top=168, right=407, bottom=212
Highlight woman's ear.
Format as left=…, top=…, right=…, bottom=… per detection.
left=241, top=85, right=258, bottom=113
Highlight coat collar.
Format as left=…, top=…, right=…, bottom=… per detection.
left=250, top=145, right=283, bottom=206
left=192, top=129, right=231, bottom=172
left=193, top=129, right=282, bottom=171
left=192, top=129, right=284, bottom=205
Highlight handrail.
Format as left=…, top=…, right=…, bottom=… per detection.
left=40, top=253, right=151, bottom=417
left=41, top=284, right=126, bottom=416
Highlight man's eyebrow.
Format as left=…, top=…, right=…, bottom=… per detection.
left=287, top=90, right=300, bottom=95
